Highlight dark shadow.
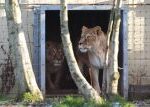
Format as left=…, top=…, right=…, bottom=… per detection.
left=45, top=10, right=123, bottom=95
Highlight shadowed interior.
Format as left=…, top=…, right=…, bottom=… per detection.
left=45, top=10, right=123, bottom=95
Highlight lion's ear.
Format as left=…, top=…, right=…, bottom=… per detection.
left=95, top=26, right=101, bottom=30
left=95, top=26, right=102, bottom=35
left=82, top=26, right=88, bottom=32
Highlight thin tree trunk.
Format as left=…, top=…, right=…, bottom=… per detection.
left=5, top=0, right=43, bottom=100
left=108, top=0, right=122, bottom=94
left=102, top=0, right=115, bottom=95
left=60, top=0, right=102, bottom=103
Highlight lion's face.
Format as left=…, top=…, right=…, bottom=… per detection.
left=78, top=26, right=102, bottom=53
left=46, top=41, right=64, bottom=67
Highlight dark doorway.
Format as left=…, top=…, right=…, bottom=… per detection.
left=45, top=10, right=123, bottom=95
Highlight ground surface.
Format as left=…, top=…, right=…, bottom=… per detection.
left=0, top=97, right=150, bottom=107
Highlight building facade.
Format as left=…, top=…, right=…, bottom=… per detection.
left=0, top=0, right=150, bottom=99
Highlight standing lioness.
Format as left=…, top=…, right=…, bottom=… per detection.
left=78, top=26, right=107, bottom=94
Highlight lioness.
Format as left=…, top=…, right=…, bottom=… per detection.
left=78, top=26, right=107, bottom=94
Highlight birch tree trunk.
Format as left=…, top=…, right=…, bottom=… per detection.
left=60, top=0, right=102, bottom=103
left=5, top=0, right=43, bottom=100
left=102, top=0, right=115, bottom=95
left=108, top=0, right=122, bottom=95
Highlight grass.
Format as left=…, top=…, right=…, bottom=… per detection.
left=0, top=94, right=135, bottom=107
left=52, top=95, right=135, bottom=107
left=21, top=92, right=42, bottom=103
left=0, top=92, right=42, bottom=105
left=0, top=95, right=13, bottom=105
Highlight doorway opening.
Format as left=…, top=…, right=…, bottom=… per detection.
left=45, top=10, right=123, bottom=95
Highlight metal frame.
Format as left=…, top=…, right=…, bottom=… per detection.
left=33, top=8, right=40, bottom=87
left=40, top=4, right=113, bottom=11
left=40, top=10, right=46, bottom=95
left=38, top=4, right=128, bottom=98
left=122, top=10, right=128, bottom=99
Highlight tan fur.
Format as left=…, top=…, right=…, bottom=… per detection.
left=78, top=26, right=107, bottom=94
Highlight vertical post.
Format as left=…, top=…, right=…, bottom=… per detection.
left=122, top=10, right=128, bottom=99
left=33, top=8, right=40, bottom=86
left=40, top=9, right=46, bottom=95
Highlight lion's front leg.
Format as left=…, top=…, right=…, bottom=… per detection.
left=46, top=72, right=56, bottom=89
left=54, top=70, right=62, bottom=89
left=90, top=66, right=101, bottom=94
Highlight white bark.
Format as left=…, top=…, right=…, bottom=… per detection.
left=5, top=0, right=43, bottom=100
left=60, top=0, right=102, bottom=102
left=108, top=0, right=122, bottom=94
left=102, top=1, right=115, bottom=95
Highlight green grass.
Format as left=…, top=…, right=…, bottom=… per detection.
left=0, top=95, right=13, bottom=105
left=53, top=95, right=135, bottom=107
left=21, top=92, right=42, bottom=103
left=0, top=94, right=135, bottom=107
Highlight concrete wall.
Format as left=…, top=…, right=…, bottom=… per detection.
left=0, top=7, right=35, bottom=95
left=128, top=5, right=150, bottom=85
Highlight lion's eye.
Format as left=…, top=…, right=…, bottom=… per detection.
left=86, top=35, right=91, bottom=39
